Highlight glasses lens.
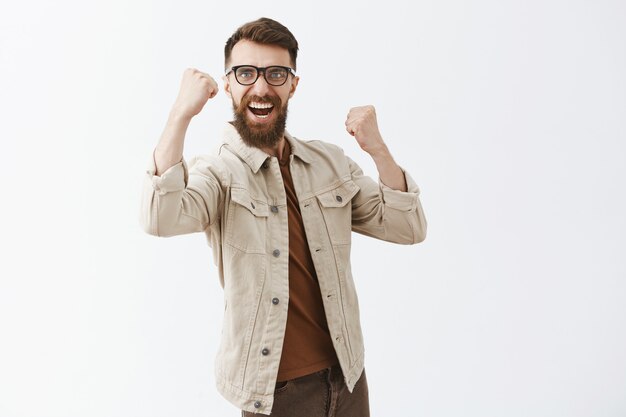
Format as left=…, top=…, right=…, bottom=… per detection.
left=235, top=66, right=258, bottom=85
left=265, top=67, right=288, bottom=86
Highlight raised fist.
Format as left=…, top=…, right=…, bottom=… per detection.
left=345, top=105, right=386, bottom=156
left=173, top=68, right=219, bottom=119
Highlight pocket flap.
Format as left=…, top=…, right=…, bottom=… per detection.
left=230, top=188, right=269, bottom=217
left=316, top=180, right=360, bottom=208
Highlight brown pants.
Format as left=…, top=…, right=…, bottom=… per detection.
left=242, top=364, right=370, bottom=417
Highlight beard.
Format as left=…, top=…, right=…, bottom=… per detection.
left=231, top=94, right=289, bottom=149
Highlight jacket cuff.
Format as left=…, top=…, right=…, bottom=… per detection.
left=145, top=149, right=189, bottom=195
left=379, top=167, right=420, bottom=211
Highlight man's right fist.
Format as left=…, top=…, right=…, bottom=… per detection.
left=173, top=68, right=219, bottom=119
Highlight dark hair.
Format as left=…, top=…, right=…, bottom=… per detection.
left=224, top=17, right=299, bottom=70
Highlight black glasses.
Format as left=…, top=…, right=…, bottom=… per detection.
left=225, top=65, right=295, bottom=86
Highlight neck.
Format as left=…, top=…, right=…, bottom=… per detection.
left=261, top=136, right=285, bottom=158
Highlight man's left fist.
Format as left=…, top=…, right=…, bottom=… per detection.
left=345, top=105, right=386, bottom=156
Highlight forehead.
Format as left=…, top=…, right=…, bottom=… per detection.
left=229, top=40, right=292, bottom=67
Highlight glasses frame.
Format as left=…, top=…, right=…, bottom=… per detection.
left=225, top=65, right=296, bottom=87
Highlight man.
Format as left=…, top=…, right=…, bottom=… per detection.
left=140, top=17, right=426, bottom=416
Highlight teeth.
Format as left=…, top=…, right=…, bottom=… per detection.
left=249, top=102, right=274, bottom=109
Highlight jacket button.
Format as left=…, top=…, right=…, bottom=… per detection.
left=273, top=249, right=280, bottom=257
left=272, top=297, right=279, bottom=305
left=271, top=205, right=278, bottom=213
left=251, top=202, right=255, bottom=209
left=254, top=400, right=262, bottom=408
left=336, top=195, right=343, bottom=203
left=262, top=348, right=270, bottom=355
left=262, top=161, right=269, bottom=169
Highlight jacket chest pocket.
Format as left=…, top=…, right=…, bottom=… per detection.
left=315, top=180, right=360, bottom=245
left=225, top=188, right=269, bottom=253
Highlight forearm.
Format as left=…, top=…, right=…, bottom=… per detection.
left=154, top=107, right=193, bottom=176
left=369, top=145, right=407, bottom=192
left=152, top=68, right=219, bottom=175
left=349, top=154, right=426, bottom=244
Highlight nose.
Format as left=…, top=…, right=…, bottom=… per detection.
left=249, top=71, right=271, bottom=95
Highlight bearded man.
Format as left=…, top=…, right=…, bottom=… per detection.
left=140, top=17, right=427, bottom=417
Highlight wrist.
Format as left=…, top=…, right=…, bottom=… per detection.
left=368, top=143, right=392, bottom=161
left=169, top=106, right=194, bottom=124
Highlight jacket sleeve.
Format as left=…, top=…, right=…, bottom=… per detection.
left=348, top=155, right=427, bottom=244
left=139, top=149, right=224, bottom=237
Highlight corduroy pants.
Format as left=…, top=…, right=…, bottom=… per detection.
left=242, top=364, right=370, bottom=417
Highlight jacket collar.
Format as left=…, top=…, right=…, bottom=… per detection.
left=222, top=122, right=314, bottom=173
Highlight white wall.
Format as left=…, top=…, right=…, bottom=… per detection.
left=1, top=0, right=625, bottom=416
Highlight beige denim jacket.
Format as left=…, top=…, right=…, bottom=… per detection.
left=139, top=123, right=427, bottom=414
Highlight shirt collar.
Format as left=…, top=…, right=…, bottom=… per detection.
left=222, top=122, right=314, bottom=173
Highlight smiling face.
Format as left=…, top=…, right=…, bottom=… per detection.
left=223, top=40, right=299, bottom=149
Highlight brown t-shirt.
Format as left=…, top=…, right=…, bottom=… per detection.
left=275, top=139, right=339, bottom=381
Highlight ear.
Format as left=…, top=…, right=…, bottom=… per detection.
left=222, top=74, right=232, bottom=98
left=288, top=75, right=300, bottom=99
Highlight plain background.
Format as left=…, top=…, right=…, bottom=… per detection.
left=1, top=0, right=625, bottom=416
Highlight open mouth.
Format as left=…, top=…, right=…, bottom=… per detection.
left=247, top=101, right=275, bottom=119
